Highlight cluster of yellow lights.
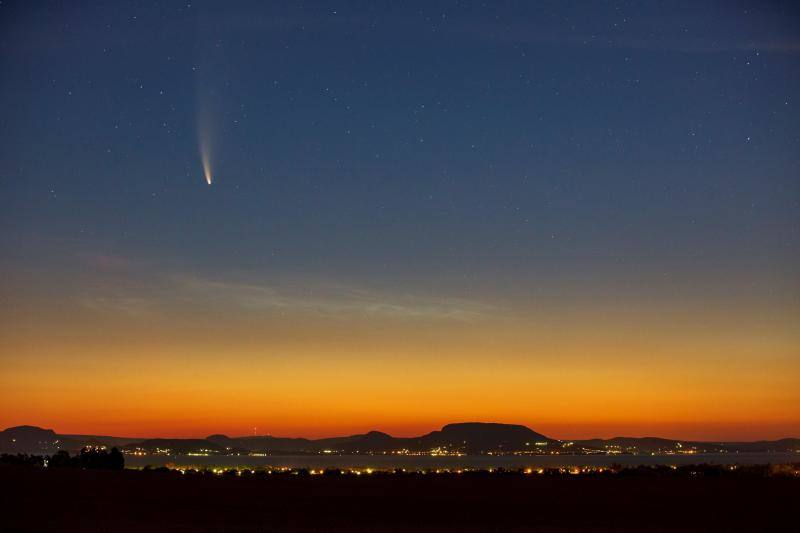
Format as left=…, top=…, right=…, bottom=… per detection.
left=155, top=465, right=625, bottom=476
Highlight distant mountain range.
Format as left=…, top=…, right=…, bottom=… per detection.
left=1, top=423, right=798, bottom=456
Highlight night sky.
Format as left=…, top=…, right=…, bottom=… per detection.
left=1, top=1, right=798, bottom=440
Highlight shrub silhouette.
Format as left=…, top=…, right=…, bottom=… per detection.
left=0, top=453, right=45, bottom=467
left=42, top=447, right=125, bottom=470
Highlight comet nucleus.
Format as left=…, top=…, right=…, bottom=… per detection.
left=200, top=138, right=212, bottom=185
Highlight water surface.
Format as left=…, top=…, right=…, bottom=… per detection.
left=126, top=452, right=798, bottom=470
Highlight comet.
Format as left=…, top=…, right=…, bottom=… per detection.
left=199, top=135, right=213, bottom=185
left=197, top=128, right=213, bottom=185
left=195, top=60, right=218, bottom=186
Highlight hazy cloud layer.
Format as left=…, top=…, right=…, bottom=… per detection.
left=78, top=273, right=495, bottom=322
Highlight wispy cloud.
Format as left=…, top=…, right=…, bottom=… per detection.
left=78, top=295, right=154, bottom=317
left=77, top=273, right=495, bottom=322
left=170, top=275, right=494, bottom=322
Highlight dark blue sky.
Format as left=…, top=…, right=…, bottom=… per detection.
left=2, top=1, right=798, bottom=300
left=2, top=1, right=798, bottom=299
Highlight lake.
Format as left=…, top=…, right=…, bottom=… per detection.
left=126, top=452, right=799, bottom=470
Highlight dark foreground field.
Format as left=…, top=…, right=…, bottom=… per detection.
left=2, top=466, right=797, bottom=532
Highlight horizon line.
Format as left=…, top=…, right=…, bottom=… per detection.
left=4, top=421, right=798, bottom=444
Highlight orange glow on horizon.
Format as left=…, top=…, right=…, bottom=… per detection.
left=1, top=276, right=798, bottom=442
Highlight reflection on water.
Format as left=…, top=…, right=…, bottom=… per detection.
left=126, top=452, right=799, bottom=470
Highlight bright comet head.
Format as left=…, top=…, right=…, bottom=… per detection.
left=201, top=149, right=212, bottom=185
left=198, top=133, right=213, bottom=185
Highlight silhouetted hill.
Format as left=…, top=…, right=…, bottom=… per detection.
left=128, top=439, right=229, bottom=454
left=418, top=422, right=556, bottom=453
left=205, top=431, right=402, bottom=454
left=2, top=424, right=798, bottom=456
left=205, top=434, right=239, bottom=449
left=315, top=431, right=398, bottom=452
left=718, top=439, right=800, bottom=453
left=236, top=436, right=317, bottom=453
left=572, top=437, right=800, bottom=454
left=103, top=423, right=559, bottom=455
left=63, top=434, right=143, bottom=448
left=574, top=436, right=728, bottom=453
left=0, top=426, right=81, bottom=454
